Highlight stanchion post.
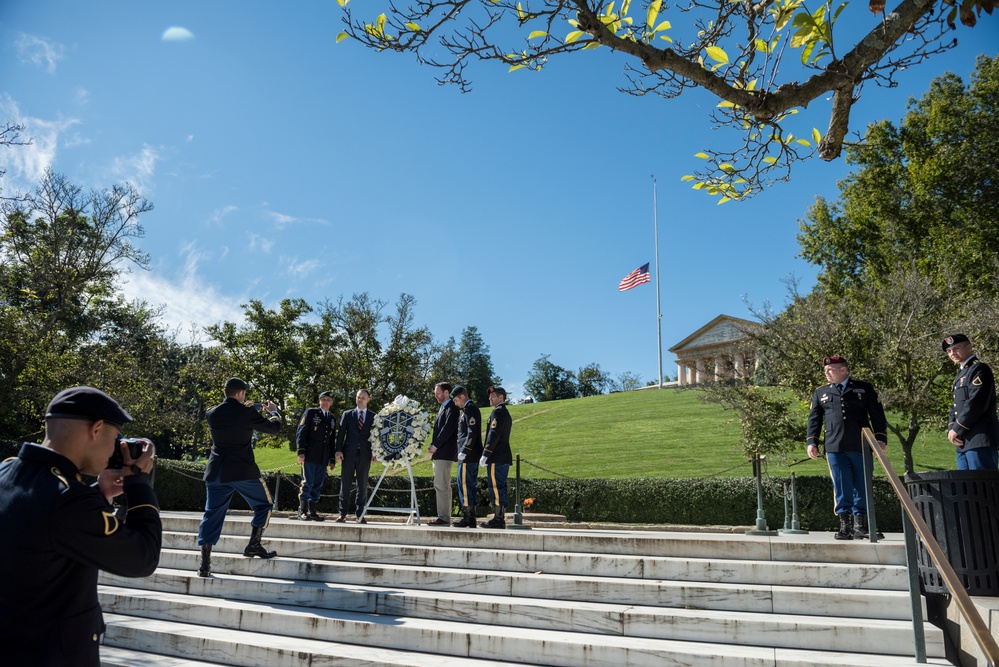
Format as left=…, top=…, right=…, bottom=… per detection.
left=273, top=471, right=281, bottom=511
left=780, top=472, right=808, bottom=535
left=508, top=454, right=531, bottom=530
left=746, top=454, right=778, bottom=536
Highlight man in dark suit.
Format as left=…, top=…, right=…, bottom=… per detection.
left=196, top=377, right=282, bottom=576
left=334, top=388, right=375, bottom=523
left=806, top=356, right=888, bottom=539
left=427, top=381, right=459, bottom=526
left=295, top=391, right=337, bottom=521
left=452, top=386, right=482, bottom=528
left=944, top=334, right=999, bottom=470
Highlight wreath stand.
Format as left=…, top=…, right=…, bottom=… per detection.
left=359, top=458, right=421, bottom=525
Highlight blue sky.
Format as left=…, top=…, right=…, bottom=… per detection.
left=2, top=1, right=996, bottom=400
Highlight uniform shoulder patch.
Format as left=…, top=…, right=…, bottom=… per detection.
left=469, top=417, right=476, bottom=425
left=102, top=511, right=120, bottom=536
left=490, top=419, right=497, bottom=428
left=50, top=466, right=70, bottom=489
left=973, top=376, right=983, bottom=386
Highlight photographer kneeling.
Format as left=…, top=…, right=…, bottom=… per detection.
left=0, top=386, right=162, bottom=667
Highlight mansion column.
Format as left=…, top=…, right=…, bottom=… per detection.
left=695, top=359, right=706, bottom=384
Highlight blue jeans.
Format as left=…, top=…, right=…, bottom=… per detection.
left=197, top=478, right=274, bottom=545
left=957, top=447, right=999, bottom=470
left=456, top=459, right=479, bottom=507
left=827, top=450, right=871, bottom=516
left=299, top=461, right=327, bottom=503
left=484, top=463, right=510, bottom=508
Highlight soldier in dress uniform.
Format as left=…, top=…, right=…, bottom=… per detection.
left=451, top=386, right=482, bottom=528
left=806, top=355, right=888, bottom=540
left=295, top=391, right=337, bottom=521
left=0, top=386, right=160, bottom=667
left=943, top=334, right=999, bottom=470
left=481, top=386, right=513, bottom=529
left=196, top=377, right=282, bottom=577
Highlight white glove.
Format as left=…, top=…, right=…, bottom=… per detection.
left=479, top=455, right=488, bottom=466
left=457, top=452, right=466, bottom=462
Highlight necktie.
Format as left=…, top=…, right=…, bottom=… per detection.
left=358, top=410, right=364, bottom=429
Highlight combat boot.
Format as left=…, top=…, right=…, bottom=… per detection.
left=483, top=505, right=506, bottom=529
left=197, top=544, right=212, bottom=577
left=454, top=507, right=477, bottom=528
left=296, top=499, right=309, bottom=521
left=243, top=525, right=277, bottom=558
left=834, top=513, right=853, bottom=540
left=308, top=501, right=325, bottom=522
left=853, top=515, right=883, bottom=540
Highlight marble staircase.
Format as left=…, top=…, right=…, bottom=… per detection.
left=98, top=512, right=951, bottom=666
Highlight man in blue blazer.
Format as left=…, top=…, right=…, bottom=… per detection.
left=334, top=389, right=376, bottom=523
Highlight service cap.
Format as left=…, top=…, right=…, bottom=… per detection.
left=822, top=355, right=848, bottom=366
left=488, top=386, right=507, bottom=398
left=224, top=377, right=249, bottom=391
left=942, top=334, right=970, bottom=351
left=45, top=386, right=133, bottom=429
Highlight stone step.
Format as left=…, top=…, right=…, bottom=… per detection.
left=101, top=645, right=229, bottom=666
left=142, top=547, right=919, bottom=620
left=98, top=570, right=945, bottom=656
left=102, top=614, right=528, bottom=667
left=101, top=592, right=947, bottom=667
left=159, top=513, right=907, bottom=565
left=160, top=530, right=908, bottom=591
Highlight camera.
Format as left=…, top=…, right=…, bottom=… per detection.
left=107, top=436, right=147, bottom=470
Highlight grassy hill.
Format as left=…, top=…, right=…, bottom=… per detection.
left=254, top=388, right=958, bottom=479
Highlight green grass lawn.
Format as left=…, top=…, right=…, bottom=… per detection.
left=252, top=388, right=959, bottom=479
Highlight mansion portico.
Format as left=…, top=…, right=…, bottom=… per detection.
left=669, top=314, right=760, bottom=386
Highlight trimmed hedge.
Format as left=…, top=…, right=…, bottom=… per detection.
left=1, top=440, right=903, bottom=531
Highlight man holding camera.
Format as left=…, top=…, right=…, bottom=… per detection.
left=0, top=386, right=161, bottom=667
left=196, top=377, right=282, bottom=577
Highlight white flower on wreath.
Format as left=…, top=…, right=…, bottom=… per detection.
left=369, top=394, right=431, bottom=467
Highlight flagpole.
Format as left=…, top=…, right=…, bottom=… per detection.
left=652, top=175, right=663, bottom=389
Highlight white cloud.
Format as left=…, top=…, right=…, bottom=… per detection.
left=74, top=87, right=91, bottom=107
left=15, top=33, right=64, bottom=74
left=109, top=144, right=160, bottom=195
left=0, top=95, right=79, bottom=194
left=279, top=255, right=322, bottom=279
left=206, top=205, right=238, bottom=227
left=162, top=27, right=195, bottom=42
left=265, top=210, right=331, bottom=229
left=117, top=243, right=243, bottom=343
left=248, top=232, right=275, bottom=254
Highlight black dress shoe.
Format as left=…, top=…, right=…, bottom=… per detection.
left=334, top=514, right=346, bottom=523
left=356, top=516, right=367, bottom=524
left=427, top=518, right=451, bottom=526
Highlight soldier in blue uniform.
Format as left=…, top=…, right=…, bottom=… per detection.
left=806, top=356, right=888, bottom=539
left=0, top=386, right=160, bottom=667
left=196, top=377, right=282, bottom=576
left=943, top=334, right=999, bottom=470
left=452, top=386, right=482, bottom=528
left=481, top=386, right=513, bottom=529
left=295, top=391, right=337, bottom=521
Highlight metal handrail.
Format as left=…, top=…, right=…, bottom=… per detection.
left=861, top=427, right=999, bottom=666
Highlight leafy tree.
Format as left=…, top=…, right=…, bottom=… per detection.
left=312, top=293, right=385, bottom=406
left=0, top=170, right=152, bottom=438
left=577, top=362, right=611, bottom=396
left=337, top=0, right=994, bottom=200
left=524, top=354, right=579, bottom=401
left=799, top=54, right=999, bottom=299
left=616, top=371, right=643, bottom=392
left=207, top=299, right=312, bottom=446
left=700, top=381, right=805, bottom=462
left=455, top=326, right=501, bottom=405
left=379, top=293, right=435, bottom=401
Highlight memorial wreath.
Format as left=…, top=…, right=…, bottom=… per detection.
left=369, top=395, right=431, bottom=466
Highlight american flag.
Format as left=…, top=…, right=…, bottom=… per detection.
left=618, top=263, right=651, bottom=291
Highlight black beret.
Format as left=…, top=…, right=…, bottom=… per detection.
left=942, top=333, right=970, bottom=351
left=319, top=391, right=333, bottom=399
left=224, top=377, right=248, bottom=391
left=45, top=386, right=133, bottom=428
left=488, top=386, right=507, bottom=397
left=451, top=386, right=468, bottom=398
left=822, top=355, right=848, bottom=366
